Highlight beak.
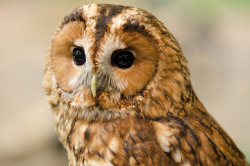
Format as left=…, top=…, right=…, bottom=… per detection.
left=91, top=73, right=97, bottom=97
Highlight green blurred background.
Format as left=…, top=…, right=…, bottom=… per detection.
left=0, top=0, right=249, bottom=165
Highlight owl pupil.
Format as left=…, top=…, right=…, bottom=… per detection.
left=111, top=50, right=134, bottom=69
left=73, top=47, right=86, bottom=66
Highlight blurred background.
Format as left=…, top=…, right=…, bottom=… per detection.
left=0, top=0, right=249, bottom=165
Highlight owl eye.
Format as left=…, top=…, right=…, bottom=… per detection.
left=111, top=50, right=134, bottom=69
left=73, top=47, right=86, bottom=66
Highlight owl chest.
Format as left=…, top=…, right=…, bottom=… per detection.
left=56, top=115, right=175, bottom=166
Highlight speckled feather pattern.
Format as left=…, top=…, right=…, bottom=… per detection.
left=43, top=3, right=248, bottom=166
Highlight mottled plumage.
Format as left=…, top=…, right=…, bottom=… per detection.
left=43, top=4, right=248, bottom=166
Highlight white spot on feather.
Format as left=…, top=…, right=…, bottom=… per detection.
left=157, top=134, right=170, bottom=152
left=181, top=161, right=191, bottom=166
left=74, top=124, right=88, bottom=151
left=154, top=122, right=183, bottom=163
left=171, top=147, right=182, bottom=163
left=109, top=137, right=119, bottom=152
left=154, top=122, right=172, bottom=152
left=85, top=159, right=113, bottom=166
left=105, top=137, right=119, bottom=161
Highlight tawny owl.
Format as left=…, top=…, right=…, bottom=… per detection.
left=43, top=3, right=248, bottom=166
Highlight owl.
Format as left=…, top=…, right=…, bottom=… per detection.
left=43, top=3, right=248, bottom=166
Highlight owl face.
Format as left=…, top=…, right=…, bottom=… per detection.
left=46, top=4, right=189, bottom=120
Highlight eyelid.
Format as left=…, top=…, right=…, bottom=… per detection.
left=70, top=45, right=84, bottom=53
left=113, top=48, right=136, bottom=57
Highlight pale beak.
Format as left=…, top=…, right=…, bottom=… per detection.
left=91, top=73, right=97, bottom=97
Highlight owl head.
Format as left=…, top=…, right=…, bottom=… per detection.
left=43, top=4, right=191, bottom=121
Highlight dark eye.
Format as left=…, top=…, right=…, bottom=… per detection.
left=73, top=47, right=86, bottom=66
left=111, top=50, right=134, bottom=69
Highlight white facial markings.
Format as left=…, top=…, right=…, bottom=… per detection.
left=68, top=31, right=95, bottom=88
left=68, top=74, right=81, bottom=87
left=97, top=35, right=126, bottom=65
left=68, top=6, right=141, bottom=93
left=96, top=33, right=127, bottom=91
left=67, top=4, right=99, bottom=89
